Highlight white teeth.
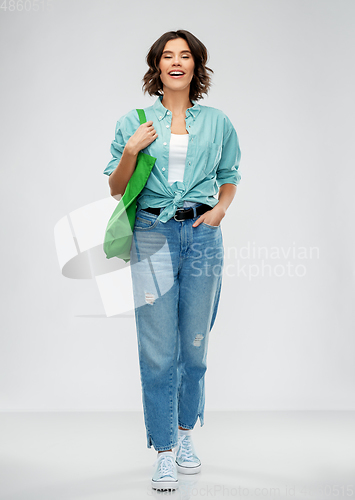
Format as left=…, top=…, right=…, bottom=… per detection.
left=170, top=72, right=184, bottom=75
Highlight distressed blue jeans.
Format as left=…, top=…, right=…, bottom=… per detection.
left=130, top=207, right=224, bottom=451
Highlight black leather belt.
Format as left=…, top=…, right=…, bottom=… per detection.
left=144, top=204, right=212, bottom=221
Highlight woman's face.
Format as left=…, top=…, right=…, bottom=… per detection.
left=158, top=38, right=195, bottom=94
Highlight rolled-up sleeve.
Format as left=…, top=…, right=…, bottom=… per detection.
left=103, top=116, right=126, bottom=176
left=216, top=117, right=242, bottom=188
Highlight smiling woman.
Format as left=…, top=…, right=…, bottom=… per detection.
left=161, top=47, right=193, bottom=81
left=142, top=30, right=214, bottom=102
left=103, top=29, right=242, bottom=492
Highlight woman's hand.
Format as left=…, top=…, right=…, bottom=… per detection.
left=192, top=183, right=237, bottom=228
left=192, top=204, right=226, bottom=227
left=125, top=120, right=158, bottom=156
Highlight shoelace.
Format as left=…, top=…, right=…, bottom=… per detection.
left=154, top=455, right=175, bottom=478
left=177, top=434, right=195, bottom=462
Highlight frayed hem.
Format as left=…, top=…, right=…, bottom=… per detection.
left=178, top=422, right=194, bottom=430
left=153, top=442, right=178, bottom=452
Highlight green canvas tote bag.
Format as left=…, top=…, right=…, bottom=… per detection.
left=103, top=109, right=156, bottom=262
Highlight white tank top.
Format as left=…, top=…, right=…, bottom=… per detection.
left=168, top=133, right=189, bottom=184
left=168, top=133, right=197, bottom=208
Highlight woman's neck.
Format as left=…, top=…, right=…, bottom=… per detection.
left=161, top=90, right=193, bottom=116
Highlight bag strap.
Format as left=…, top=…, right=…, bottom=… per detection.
left=136, top=109, right=147, bottom=124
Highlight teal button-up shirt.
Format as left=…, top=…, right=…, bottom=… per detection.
left=104, top=95, right=241, bottom=223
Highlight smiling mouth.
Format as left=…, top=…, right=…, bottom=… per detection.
left=168, top=72, right=185, bottom=78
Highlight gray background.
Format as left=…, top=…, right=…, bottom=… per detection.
left=1, top=0, right=354, bottom=411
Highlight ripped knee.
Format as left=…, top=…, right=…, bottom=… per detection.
left=193, top=333, right=204, bottom=347
left=145, top=292, right=156, bottom=305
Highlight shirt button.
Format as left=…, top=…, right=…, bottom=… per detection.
left=162, top=167, right=166, bottom=171
left=189, top=162, right=191, bottom=165
left=163, top=142, right=167, bottom=145
left=167, top=111, right=170, bottom=115
left=166, top=124, right=170, bottom=128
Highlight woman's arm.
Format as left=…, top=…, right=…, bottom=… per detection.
left=108, top=145, right=139, bottom=197
left=192, top=183, right=237, bottom=227
left=108, top=120, right=158, bottom=197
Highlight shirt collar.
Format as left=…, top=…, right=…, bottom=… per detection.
left=153, top=95, right=201, bottom=121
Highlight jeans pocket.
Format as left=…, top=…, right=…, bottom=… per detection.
left=134, top=210, right=160, bottom=230
left=201, top=221, right=220, bottom=228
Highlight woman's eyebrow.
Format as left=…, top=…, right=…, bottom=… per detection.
left=162, top=50, right=192, bottom=54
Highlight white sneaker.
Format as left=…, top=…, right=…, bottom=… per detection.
left=151, top=451, right=179, bottom=491
left=174, top=428, right=202, bottom=474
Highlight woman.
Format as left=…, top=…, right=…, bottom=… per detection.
left=104, top=30, right=241, bottom=491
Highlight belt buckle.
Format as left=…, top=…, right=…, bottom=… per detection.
left=174, top=207, right=193, bottom=221
left=174, top=210, right=182, bottom=221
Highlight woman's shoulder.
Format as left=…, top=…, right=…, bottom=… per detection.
left=199, top=102, right=232, bottom=119
left=198, top=103, right=236, bottom=131
left=115, top=107, right=141, bottom=132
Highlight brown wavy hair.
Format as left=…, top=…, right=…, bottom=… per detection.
left=142, top=30, right=214, bottom=102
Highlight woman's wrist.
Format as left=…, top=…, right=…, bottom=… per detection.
left=124, top=142, right=139, bottom=157
left=212, top=203, right=226, bottom=218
